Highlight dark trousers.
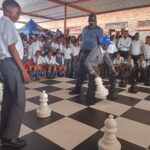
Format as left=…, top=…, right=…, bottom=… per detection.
left=0, top=58, right=25, bottom=139
left=86, top=73, right=96, bottom=102
left=132, top=55, right=140, bottom=67
left=119, top=51, right=129, bottom=59
left=76, top=52, right=89, bottom=87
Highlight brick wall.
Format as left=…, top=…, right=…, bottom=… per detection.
left=40, top=7, right=150, bottom=37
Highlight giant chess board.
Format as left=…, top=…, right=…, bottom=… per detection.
left=0, top=77, right=150, bottom=150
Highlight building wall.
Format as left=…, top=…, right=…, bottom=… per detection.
left=40, top=7, right=150, bottom=38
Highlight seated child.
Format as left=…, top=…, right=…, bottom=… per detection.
left=113, top=52, right=124, bottom=78
left=137, top=54, right=147, bottom=82
left=53, top=48, right=66, bottom=77
left=124, top=54, right=134, bottom=81
left=44, top=51, right=57, bottom=78
left=32, top=50, right=45, bottom=80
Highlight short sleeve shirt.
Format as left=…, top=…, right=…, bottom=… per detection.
left=0, top=16, right=23, bottom=59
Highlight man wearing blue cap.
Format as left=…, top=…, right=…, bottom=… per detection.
left=69, top=13, right=103, bottom=95
left=85, top=36, right=116, bottom=105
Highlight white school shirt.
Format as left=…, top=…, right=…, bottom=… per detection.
left=143, top=44, right=150, bottom=66
left=31, top=41, right=43, bottom=57
left=33, top=56, right=45, bottom=65
left=44, top=56, right=56, bottom=65
left=107, top=42, right=118, bottom=54
left=130, top=40, right=143, bottom=55
left=62, top=46, right=73, bottom=59
left=71, top=45, right=80, bottom=56
left=0, top=16, right=23, bottom=60
left=124, top=59, right=134, bottom=68
left=51, top=42, right=63, bottom=52
left=113, top=57, right=124, bottom=65
left=118, top=37, right=132, bottom=52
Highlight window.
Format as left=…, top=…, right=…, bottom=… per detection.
left=138, top=20, right=150, bottom=27
left=105, top=22, right=128, bottom=29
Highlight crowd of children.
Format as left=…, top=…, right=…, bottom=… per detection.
left=21, top=33, right=80, bottom=80
left=20, top=29, right=150, bottom=85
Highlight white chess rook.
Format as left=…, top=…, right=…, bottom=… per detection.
left=98, top=115, right=121, bottom=150
left=36, top=91, right=51, bottom=118
left=95, top=77, right=108, bottom=99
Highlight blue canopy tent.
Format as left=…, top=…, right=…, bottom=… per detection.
left=19, top=19, right=47, bottom=35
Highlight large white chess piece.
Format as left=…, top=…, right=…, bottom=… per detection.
left=0, top=82, right=3, bottom=103
left=95, top=77, right=108, bottom=99
left=36, top=91, right=51, bottom=118
left=98, top=115, right=121, bottom=150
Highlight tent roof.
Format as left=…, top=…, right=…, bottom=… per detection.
left=0, top=0, right=150, bottom=24
left=19, top=19, right=46, bottom=34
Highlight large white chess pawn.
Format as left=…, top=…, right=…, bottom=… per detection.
left=98, top=115, right=121, bottom=150
left=95, top=77, right=108, bottom=99
left=36, top=91, right=51, bottom=118
left=0, top=82, right=3, bottom=103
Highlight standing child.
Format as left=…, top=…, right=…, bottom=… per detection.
left=0, top=0, right=30, bottom=148
left=62, top=41, right=73, bottom=77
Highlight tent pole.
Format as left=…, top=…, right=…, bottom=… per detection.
left=64, top=3, right=67, bottom=39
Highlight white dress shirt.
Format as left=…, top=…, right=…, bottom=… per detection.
left=62, top=46, right=73, bottom=59
left=107, top=42, right=118, bottom=54
left=33, top=56, right=45, bottom=65
left=143, top=44, right=150, bottom=66
left=131, top=40, right=143, bottom=55
left=118, top=37, right=132, bottom=52
left=113, top=57, right=124, bottom=65
left=44, top=56, right=57, bottom=65
left=0, top=16, right=23, bottom=59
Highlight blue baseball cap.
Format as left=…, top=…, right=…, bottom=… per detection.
left=100, top=36, right=111, bottom=46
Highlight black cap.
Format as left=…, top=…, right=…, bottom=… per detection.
left=88, top=13, right=97, bottom=23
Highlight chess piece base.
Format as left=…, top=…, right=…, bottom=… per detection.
left=128, top=86, right=138, bottom=93
left=36, top=108, right=51, bottom=118
left=98, top=139, right=121, bottom=150
left=119, top=81, right=126, bottom=88
left=107, top=93, right=118, bottom=100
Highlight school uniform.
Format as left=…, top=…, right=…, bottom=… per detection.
left=0, top=16, right=25, bottom=139
left=85, top=46, right=114, bottom=103
left=62, top=46, right=73, bottom=77
left=71, top=45, right=80, bottom=78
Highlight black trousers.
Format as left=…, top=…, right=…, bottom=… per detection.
left=86, top=70, right=99, bottom=102
left=0, top=58, right=26, bottom=139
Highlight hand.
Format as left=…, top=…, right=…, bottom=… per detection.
left=22, top=70, right=31, bottom=83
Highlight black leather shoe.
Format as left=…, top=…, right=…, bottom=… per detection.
left=1, top=138, right=27, bottom=148
left=69, top=86, right=81, bottom=95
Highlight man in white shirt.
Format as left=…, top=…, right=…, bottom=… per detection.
left=0, top=0, right=30, bottom=148
left=130, top=32, right=143, bottom=66
left=118, top=30, right=132, bottom=59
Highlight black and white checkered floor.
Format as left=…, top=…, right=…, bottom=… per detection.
left=0, top=77, right=150, bottom=150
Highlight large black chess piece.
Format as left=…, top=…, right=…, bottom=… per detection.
left=144, top=66, right=150, bottom=86
left=128, top=69, right=138, bottom=93
left=107, top=71, right=118, bottom=100
left=119, top=67, right=127, bottom=87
